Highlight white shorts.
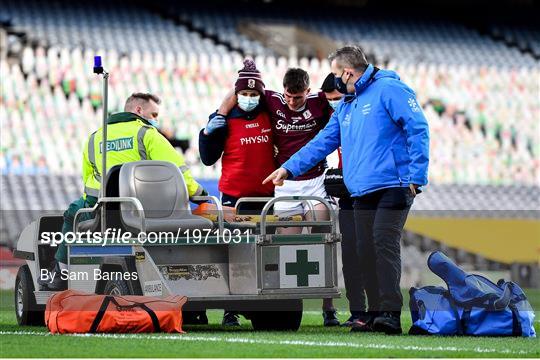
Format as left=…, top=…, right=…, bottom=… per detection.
left=274, top=174, right=329, bottom=216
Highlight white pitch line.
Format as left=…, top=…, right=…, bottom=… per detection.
left=0, top=331, right=536, bottom=355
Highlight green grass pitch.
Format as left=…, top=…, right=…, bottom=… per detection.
left=1, top=289, right=539, bottom=358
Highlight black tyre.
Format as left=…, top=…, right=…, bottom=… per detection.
left=103, top=278, right=131, bottom=296
left=250, top=299, right=303, bottom=331
left=15, top=265, right=45, bottom=326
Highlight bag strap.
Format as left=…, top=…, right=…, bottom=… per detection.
left=455, top=282, right=513, bottom=310
left=509, top=304, right=522, bottom=336
left=90, top=296, right=162, bottom=333
left=499, top=280, right=528, bottom=303
left=138, top=303, right=161, bottom=332
left=493, top=282, right=514, bottom=310
left=90, top=296, right=113, bottom=333
left=110, top=297, right=162, bottom=332
left=459, top=308, right=471, bottom=335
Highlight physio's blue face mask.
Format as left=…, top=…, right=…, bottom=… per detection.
left=148, top=119, right=159, bottom=127
left=238, top=95, right=260, bottom=112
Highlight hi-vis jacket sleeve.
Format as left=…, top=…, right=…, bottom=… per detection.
left=144, top=127, right=205, bottom=197
left=81, top=137, right=93, bottom=187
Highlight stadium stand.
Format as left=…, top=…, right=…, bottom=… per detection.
left=1, top=0, right=537, bottom=183
left=2, top=47, right=538, bottom=185
left=155, top=2, right=539, bottom=67
left=489, top=24, right=540, bottom=59
left=0, top=1, right=538, bottom=282
left=0, top=0, right=230, bottom=56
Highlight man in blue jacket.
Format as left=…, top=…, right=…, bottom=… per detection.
left=264, top=46, right=429, bottom=334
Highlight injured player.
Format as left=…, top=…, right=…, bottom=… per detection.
left=217, top=64, right=339, bottom=327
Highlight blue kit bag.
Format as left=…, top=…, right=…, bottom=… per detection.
left=409, top=251, right=536, bottom=337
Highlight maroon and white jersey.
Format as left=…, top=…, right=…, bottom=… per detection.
left=265, top=90, right=331, bottom=180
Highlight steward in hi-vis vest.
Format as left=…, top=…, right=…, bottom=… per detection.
left=83, top=112, right=204, bottom=199
left=44, top=93, right=206, bottom=292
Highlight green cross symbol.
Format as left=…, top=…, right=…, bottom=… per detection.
left=285, top=249, right=319, bottom=287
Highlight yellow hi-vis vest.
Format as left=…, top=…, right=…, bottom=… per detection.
left=82, top=112, right=204, bottom=198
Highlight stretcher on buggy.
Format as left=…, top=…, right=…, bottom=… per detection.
left=14, top=160, right=341, bottom=331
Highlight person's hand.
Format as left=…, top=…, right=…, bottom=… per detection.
left=409, top=183, right=418, bottom=197
left=204, top=115, right=226, bottom=135
left=263, top=168, right=289, bottom=186
left=218, top=89, right=237, bottom=115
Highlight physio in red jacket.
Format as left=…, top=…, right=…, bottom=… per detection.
left=198, top=59, right=276, bottom=326
left=199, top=59, right=276, bottom=206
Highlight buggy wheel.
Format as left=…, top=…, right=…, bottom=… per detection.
left=15, top=265, right=45, bottom=326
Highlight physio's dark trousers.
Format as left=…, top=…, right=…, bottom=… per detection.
left=353, top=187, right=414, bottom=312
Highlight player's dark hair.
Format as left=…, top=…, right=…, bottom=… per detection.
left=321, top=73, right=336, bottom=93
left=328, top=46, right=368, bottom=72
left=283, top=68, right=310, bottom=93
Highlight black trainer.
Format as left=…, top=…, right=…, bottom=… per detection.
left=350, top=319, right=373, bottom=333
left=323, top=310, right=340, bottom=327
left=341, top=315, right=359, bottom=327
left=342, top=311, right=371, bottom=327
left=350, top=312, right=377, bottom=333
left=222, top=311, right=240, bottom=326
left=372, top=312, right=402, bottom=335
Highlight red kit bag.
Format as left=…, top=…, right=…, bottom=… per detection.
left=45, top=290, right=187, bottom=334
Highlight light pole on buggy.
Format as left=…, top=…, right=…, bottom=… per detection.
left=93, top=55, right=109, bottom=236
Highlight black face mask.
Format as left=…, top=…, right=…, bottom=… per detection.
left=334, top=71, right=349, bottom=94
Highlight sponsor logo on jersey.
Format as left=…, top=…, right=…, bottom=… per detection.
left=276, top=110, right=286, bottom=118
left=291, top=116, right=302, bottom=124
left=240, top=135, right=270, bottom=145
left=99, top=137, right=134, bottom=153
left=261, top=128, right=271, bottom=134
left=245, top=122, right=260, bottom=129
left=275, top=119, right=318, bottom=133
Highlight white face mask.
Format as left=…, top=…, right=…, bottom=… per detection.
left=238, top=95, right=260, bottom=112
left=328, top=100, right=340, bottom=110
